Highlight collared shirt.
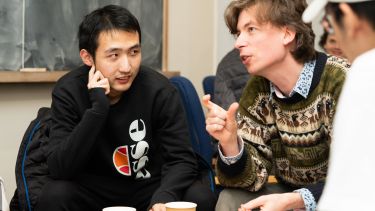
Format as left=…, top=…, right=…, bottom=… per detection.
left=270, top=59, right=316, bottom=99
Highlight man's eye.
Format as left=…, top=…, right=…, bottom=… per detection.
left=130, top=49, right=140, bottom=56
left=108, top=54, right=118, bottom=59
left=248, top=27, right=256, bottom=32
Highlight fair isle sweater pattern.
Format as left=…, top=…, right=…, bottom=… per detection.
left=240, top=93, right=335, bottom=185
left=217, top=54, right=349, bottom=192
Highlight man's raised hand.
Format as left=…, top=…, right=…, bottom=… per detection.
left=87, top=65, right=110, bottom=95
left=202, top=94, right=240, bottom=156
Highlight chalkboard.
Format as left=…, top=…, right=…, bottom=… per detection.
left=0, top=0, right=163, bottom=71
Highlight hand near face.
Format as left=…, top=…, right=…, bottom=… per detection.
left=202, top=95, right=239, bottom=156
left=149, top=203, right=166, bottom=211
left=238, top=193, right=304, bottom=211
left=87, top=65, right=110, bottom=95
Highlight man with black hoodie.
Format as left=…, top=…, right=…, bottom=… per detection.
left=35, top=5, right=215, bottom=211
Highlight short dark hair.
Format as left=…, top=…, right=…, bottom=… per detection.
left=319, top=30, right=329, bottom=50
left=78, top=5, right=141, bottom=58
left=225, top=0, right=316, bottom=64
left=326, top=1, right=375, bottom=30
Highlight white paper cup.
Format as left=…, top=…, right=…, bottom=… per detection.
left=165, top=201, right=197, bottom=211
left=102, top=206, right=136, bottom=211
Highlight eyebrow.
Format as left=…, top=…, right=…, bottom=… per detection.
left=237, top=20, right=254, bottom=32
left=104, top=44, right=141, bottom=54
left=129, top=44, right=141, bottom=51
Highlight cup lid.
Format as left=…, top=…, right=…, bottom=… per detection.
left=165, top=201, right=197, bottom=208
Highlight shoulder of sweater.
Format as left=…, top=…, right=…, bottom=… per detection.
left=239, top=76, right=270, bottom=107
left=245, top=76, right=269, bottom=92
left=54, top=65, right=88, bottom=91
left=325, top=55, right=351, bottom=74
left=318, top=55, right=349, bottom=88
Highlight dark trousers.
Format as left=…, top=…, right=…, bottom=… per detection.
left=34, top=174, right=217, bottom=211
left=183, top=171, right=217, bottom=211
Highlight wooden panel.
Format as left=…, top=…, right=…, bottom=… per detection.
left=161, top=70, right=180, bottom=78
left=0, top=71, right=68, bottom=83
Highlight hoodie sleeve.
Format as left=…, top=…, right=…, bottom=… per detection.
left=47, top=78, right=110, bottom=179
left=149, top=86, right=198, bottom=206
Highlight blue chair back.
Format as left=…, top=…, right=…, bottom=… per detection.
left=202, top=75, right=215, bottom=100
left=170, top=76, right=213, bottom=165
left=170, top=76, right=216, bottom=193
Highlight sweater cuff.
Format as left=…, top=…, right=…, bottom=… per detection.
left=217, top=146, right=248, bottom=177
left=89, top=88, right=109, bottom=115
left=293, top=188, right=316, bottom=211
left=218, top=136, right=244, bottom=165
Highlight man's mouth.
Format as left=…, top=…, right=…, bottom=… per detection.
left=240, top=55, right=251, bottom=64
left=116, top=75, right=131, bottom=84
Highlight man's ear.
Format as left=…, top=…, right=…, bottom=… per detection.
left=80, top=49, right=94, bottom=66
left=282, top=26, right=296, bottom=46
left=339, top=3, right=361, bottom=39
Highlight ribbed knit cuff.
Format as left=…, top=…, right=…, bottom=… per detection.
left=217, top=147, right=248, bottom=177
left=294, top=188, right=316, bottom=211
left=89, top=88, right=109, bottom=115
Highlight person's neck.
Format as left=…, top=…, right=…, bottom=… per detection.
left=263, top=54, right=304, bottom=96
left=108, top=90, right=122, bottom=105
left=348, top=27, right=375, bottom=62
left=353, top=36, right=375, bottom=61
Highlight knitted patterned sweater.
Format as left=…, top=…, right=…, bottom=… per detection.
left=217, top=53, right=349, bottom=197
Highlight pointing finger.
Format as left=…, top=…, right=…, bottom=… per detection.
left=227, top=102, right=239, bottom=122
left=202, top=94, right=226, bottom=115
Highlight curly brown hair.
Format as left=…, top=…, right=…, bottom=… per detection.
left=225, top=0, right=316, bottom=63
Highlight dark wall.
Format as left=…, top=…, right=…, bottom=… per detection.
left=0, top=0, right=163, bottom=71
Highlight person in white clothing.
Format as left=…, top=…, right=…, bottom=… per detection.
left=0, top=177, right=9, bottom=211
left=303, top=0, right=375, bottom=210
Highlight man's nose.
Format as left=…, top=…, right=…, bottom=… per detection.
left=119, top=56, right=131, bottom=72
left=235, top=33, right=248, bottom=49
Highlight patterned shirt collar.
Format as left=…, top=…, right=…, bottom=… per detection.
left=270, top=59, right=316, bottom=99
